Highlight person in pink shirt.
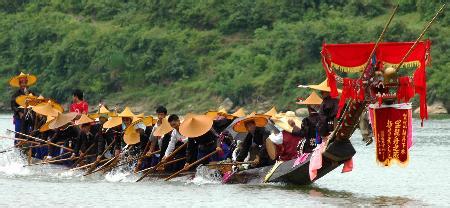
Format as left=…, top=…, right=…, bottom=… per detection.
left=70, top=89, right=88, bottom=114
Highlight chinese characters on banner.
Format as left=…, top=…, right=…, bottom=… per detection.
left=369, top=103, right=413, bottom=167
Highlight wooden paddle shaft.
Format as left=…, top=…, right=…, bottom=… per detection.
left=70, top=158, right=109, bottom=171
left=84, top=138, right=117, bottom=174
left=136, top=157, right=187, bottom=174
left=7, top=129, right=74, bottom=152
left=164, top=150, right=219, bottom=181
left=136, top=142, right=188, bottom=182
left=0, top=136, right=41, bottom=145
left=72, top=143, right=96, bottom=168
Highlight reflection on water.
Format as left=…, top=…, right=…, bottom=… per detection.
left=0, top=115, right=449, bottom=207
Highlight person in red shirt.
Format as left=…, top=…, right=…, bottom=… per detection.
left=70, top=89, right=89, bottom=114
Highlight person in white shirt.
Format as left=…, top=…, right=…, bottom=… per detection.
left=163, top=114, right=188, bottom=160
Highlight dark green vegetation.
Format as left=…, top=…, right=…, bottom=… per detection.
left=0, top=0, right=448, bottom=113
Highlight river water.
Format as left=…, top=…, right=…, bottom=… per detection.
left=0, top=114, right=449, bottom=207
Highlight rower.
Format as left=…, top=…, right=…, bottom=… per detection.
left=9, top=72, right=37, bottom=142
left=233, top=115, right=273, bottom=168
left=148, top=106, right=172, bottom=163
left=73, top=114, right=96, bottom=163
left=46, top=113, right=78, bottom=161
left=291, top=91, right=323, bottom=154
left=307, top=79, right=341, bottom=138
left=179, top=115, right=222, bottom=168
left=159, top=114, right=187, bottom=171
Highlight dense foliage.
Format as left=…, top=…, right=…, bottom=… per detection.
left=0, top=0, right=448, bottom=113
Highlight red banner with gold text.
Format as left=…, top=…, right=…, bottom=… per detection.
left=369, top=103, right=412, bottom=167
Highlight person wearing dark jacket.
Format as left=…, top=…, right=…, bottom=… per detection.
left=291, top=91, right=324, bottom=153
left=9, top=72, right=37, bottom=141
left=235, top=118, right=272, bottom=167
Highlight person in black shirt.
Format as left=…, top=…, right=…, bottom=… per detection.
left=235, top=119, right=272, bottom=168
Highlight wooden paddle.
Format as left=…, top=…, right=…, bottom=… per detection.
left=84, top=138, right=116, bottom=174
left=71, top=143, right=95, bottom=168
left=25, top=154, right=95, bottom=166
left=164, top=149, right=219, bottom=181
left=134, top=150, right=161, bottom=173
left=7, top=129, right=74, bottom=152
left=85, top=145, right=130, bottom=176
left=136, top=157, right=187, bottom=174
left=0, top=135, right=41, bottom=145
left=70, top=158, right=109, bottom=171
left=136, top=142, right=188, bottom=182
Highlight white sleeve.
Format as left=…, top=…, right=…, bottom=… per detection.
left=164, top=130, right=177, bottom=158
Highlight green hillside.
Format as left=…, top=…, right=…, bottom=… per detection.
left=0, top=0, right=448, bottom=114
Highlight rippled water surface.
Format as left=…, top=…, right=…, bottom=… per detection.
left=1, top=114, right=449, bottom=207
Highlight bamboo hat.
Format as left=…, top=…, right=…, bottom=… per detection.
left=39, top=116, right=55, bottom=132
left=306, top=79, right=342, bottom=93
left=32, top=101, right=62, bottom=117
left=75, top=114, right=94, bottom=125
left=99, top=105, right=110, bottom=114
left=103, top=116, right=122, bottom=129
left=205, top=108, right=229, bottom=119
left=230, top=108, right=246, bottom=118
left=233, top=113, right=269, bottom=133
left=9, top=72, right=37, bottom=88
left=118, top=107, right=135, bottom=118
left=266, top=138, right=278, bottom=160
left=264, top=107, right=277, bottom=118
left=296, top=91, right=323, bottom=105
left=179, top=114, right=213, bottom=138
left=142, top=116, right=155, bottom=126
left=48, top=112, right=77, bottom=129
left=153, top=118, right=173, bottom=137
left=272, top=111, right=302, bottom=133
left=15, top=94, right=36, bottom=107
left=124, top=125, right=141, bottom=145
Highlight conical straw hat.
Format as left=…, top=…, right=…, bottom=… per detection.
left=75, top=114, right=94, bottom=125
left=179, top=114, right=213, bottom=138
left=233, top=113, right=268, bottom=133
left=136, top=113, right=145, bottom=118
left=118, top=107, right=135, bottom=118
left=272, top=111, right=302, bottom=133
left=9, top=72, right=37, bottom=88
left=32, top=101, right=60, bottom=117
left=15, top=94, right=37, bottom=107
left=264, top=107, right=277, bottom=117
left=48, top=112, right=77, bottom=129
left=124, top=125, right=141, bottom=145
left=230, top=108, right=246, bottom=118
left=296, top=91, right=323, bottom=105
left=39, top=116, right=55, bottom=132
left=99, top=105, right=110, bottom=114
left=153, top=118, right=173, bottom=137
left=142, top=116, right=154, bottom=127
left=306, top=79, right=342, bottom=93
left=103, top=116, right=122, bottom=129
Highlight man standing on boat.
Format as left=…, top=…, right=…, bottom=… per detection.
left=307, top=79, right=341, bottom=138
left=9, top=72, right=37, bottom=141
left=70, top=89, right=88, bottom=114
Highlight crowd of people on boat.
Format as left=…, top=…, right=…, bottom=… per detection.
left=7, top=71, right=372, bottom=179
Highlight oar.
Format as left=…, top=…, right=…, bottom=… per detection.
left=136, top=142, right=188, bottom=182
left=136, top=157, right=186, bottom=174
left=0, top=135, right=41, bottom=145
left=134, top=150, right=161, bottom=173
left=71, top=143, right=96, bottom=168
left=205, top=161, right=254, bottom=167
left=84, top=145, right=129, bottom=176
left=83, top=138, right=116, bottom=174
left=24, top=154, right=95, bottom=166
left=164, top=150, right=219, bottom=181
left=70, top=158, right=110, bottom=171
left=7, top=129, right=74, bottom=152
left=24, top=152, right=72, bottom=166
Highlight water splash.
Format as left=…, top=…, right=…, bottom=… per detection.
left=190, top=166, right=223, bottom=185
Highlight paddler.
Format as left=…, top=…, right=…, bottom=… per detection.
left=148, top=106, right=172, bottom=161
left=233, top=114, right=273, bottom=168
left=9, top=72, right=37, bottom=141
left=180, top=114, right=223, bottom=168
left=70, top=89, right=88, bottom=114
left=267, top=111, right=303, bottom=161
left=307, top=79, right=341, bottom=137
left=290, top=91, right=323, bottom=153
left=72, top=114, right=96, bottom=163
left=46, top=112, right=78, bottom=161
left=159, top=114, right=187, bottom=171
